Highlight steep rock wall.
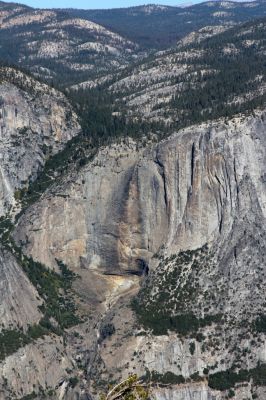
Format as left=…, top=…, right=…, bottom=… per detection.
left=0, top=334, right=72, bottom=400
left=11, top=110, right=266, bottom=399
left=15, top=111, right=266, bottom=274
left=0, top=246, right=41, bottom=331
left=0, top=70, right=80, bottom=215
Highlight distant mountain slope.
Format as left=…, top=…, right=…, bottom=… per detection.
left=66, top=1, right=266, bottom=49
left=64, top=16, right=266, bottom=179
left=1, top=1, right=266, bottom=86
left=95, top=16, right=266, bottom=132
left=0, top=2, right=139, bottom=87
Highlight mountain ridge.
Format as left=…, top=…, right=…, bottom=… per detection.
left=1, top=0, right=266, bottom=87
left=65, top=0, right=266, bottom=48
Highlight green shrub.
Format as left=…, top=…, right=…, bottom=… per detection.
left=131, top=246, right=221, bottom=337
left=208, top=369, right=245, bottom=391
left=0, top=324, right=47, bottom=361
left=19, top=255, right=80, bottom=330
left=189, top=342, right=195, bottom=355
left=143, top=370, right=185, bottom=385
left=208, top=364, right=266, bottom=391
left=132, top=303, right=222, bottom=336
left=20, top=392, right=37, bottom=400
left=27, top=324, right=48, bottom=340
left=253, top=315, right=266, bottom=333
left=0, top=329, right=29, bottom=361
left=99, top=323, right=116, bottom=342
left=69, top=376, right=79, bottom=388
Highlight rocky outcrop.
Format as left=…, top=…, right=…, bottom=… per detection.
left=0, top=68, right=81, bottom=399
left=0, top=334, right=72, bottom=400
left=12, top=109, right=266, bottom=398
left=15, top=110, right=266, bottom=273
left=0, top=246, right=41, bottom=331
left=0, top=67, right=80, bottom=215
left=152, top=384, right=254, bottom=400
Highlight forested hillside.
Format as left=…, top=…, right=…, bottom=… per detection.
left=66, top=17, right=266, bottom=146
left=66, top=1, right=266, bottom=49
left=0, top=1, right=140, bottom=86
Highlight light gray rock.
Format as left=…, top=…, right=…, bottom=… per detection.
left=0, top=334, right=72, bottom=400
left=15, top=110, right=266, bottom=274
left=0, top=246, right=41, bottom=331
left=0, top=67, right=80, bottom=215
left=12, top=109, right=266, bottom=399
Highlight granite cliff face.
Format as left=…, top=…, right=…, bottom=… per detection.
left=0, top=67, right=80, bottom=216
left=15, top=111, right=266, bottom=276
left=0, top=67, right=82, bottom=400
left=12, top=109, right=266, bottom=399
left=0, top=246, right=41, bottom=331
